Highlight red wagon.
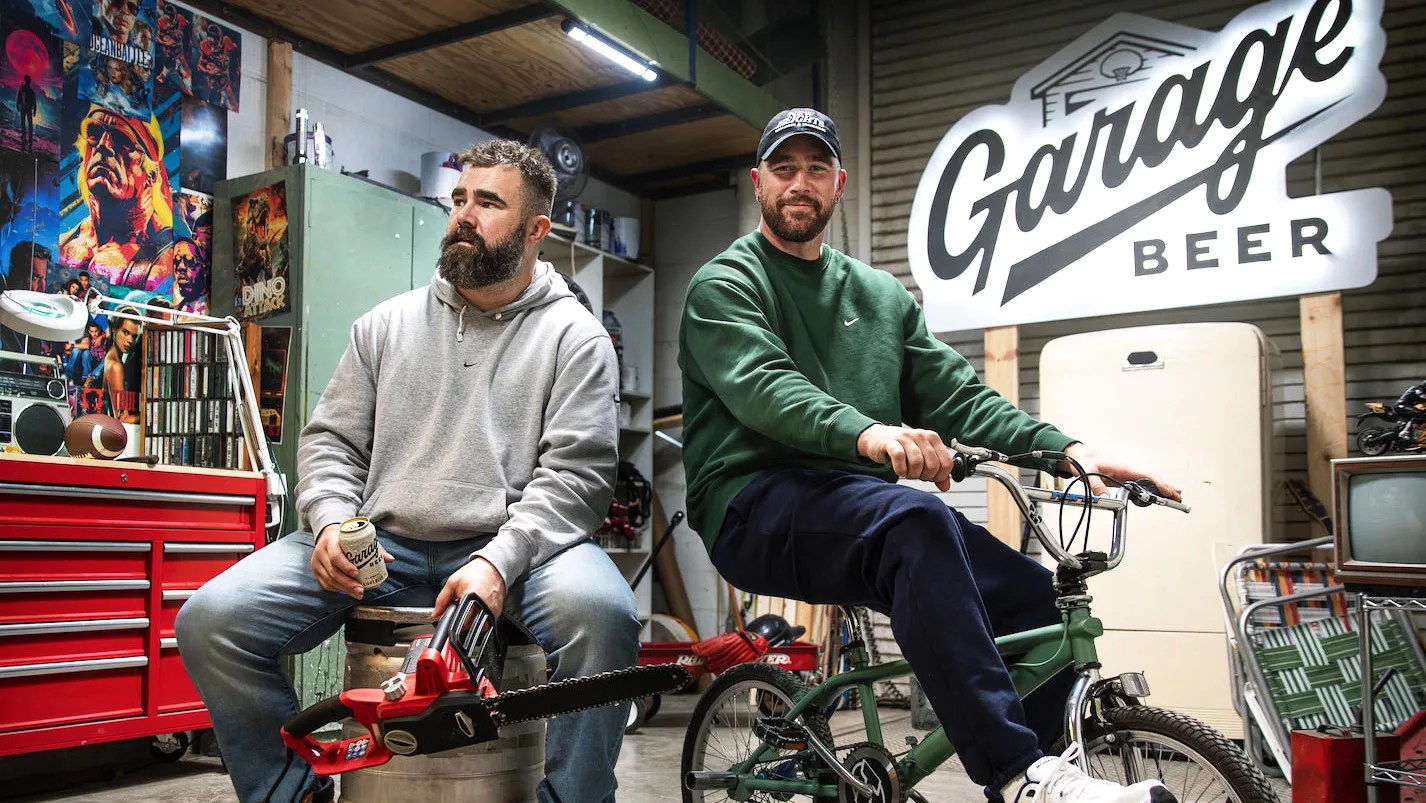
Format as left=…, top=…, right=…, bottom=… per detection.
left=625, top=640, right=821, bottom=733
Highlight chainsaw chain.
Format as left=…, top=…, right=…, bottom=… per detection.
left=486, top=665, right=677, bottom=726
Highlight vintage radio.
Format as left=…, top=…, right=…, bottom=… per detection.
left=0, top=367, right=71, bottom=456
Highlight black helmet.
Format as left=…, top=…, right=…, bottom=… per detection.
left=745, top=614, right=806, bottom=647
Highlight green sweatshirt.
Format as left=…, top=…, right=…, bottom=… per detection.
left=678, top=231, right=1075, bottom=550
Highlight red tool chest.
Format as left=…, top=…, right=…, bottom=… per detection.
left=0, top=453, right=265, bottom=756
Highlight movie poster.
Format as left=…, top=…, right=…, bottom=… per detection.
left=0, top=146, right=59, bottom=374
left=179, top=93, right=223, bottom=193
left=81, top=0, right=156, bottom=117
left=153, top=0, right=191, bottom=96
left=2, top=0, right=90, bottom=45
left=258, top=325, right=289, bottom=443
left=0, top=16, right=62, bottom=160
left=58, top=100, right=175, bottom=296
left=232, top=181, right=288, bottom=320
left=174, top=188, right=209, bottom=313
left=191, top=14, right=237, bottom=112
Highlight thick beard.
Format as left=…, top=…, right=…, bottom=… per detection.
left=760, top=192, right=833, bottom=244
left=437, top=225, right=526, bottom=289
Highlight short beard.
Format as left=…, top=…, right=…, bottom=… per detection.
left=759, top=192, right=833, bottom=244
left=437, top=224, right=526, bottom=289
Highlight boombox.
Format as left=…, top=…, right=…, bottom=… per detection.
left=0, top=369, right=71, bottom=456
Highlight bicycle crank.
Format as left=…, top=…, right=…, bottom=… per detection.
left=839, top=743, right=904, bottom=803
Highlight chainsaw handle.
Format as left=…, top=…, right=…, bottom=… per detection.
left=284, top=693, right=354, bottom=738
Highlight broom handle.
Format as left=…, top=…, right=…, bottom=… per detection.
left=629, top=510, right=684, bottom=591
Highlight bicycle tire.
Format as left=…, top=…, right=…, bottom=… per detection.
left=682, top=663, right=836, bottom=803
left=1077, top=705, right=1278, bottom=803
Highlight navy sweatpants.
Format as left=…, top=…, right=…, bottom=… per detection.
left=712, top=467, right=1074, bottom=792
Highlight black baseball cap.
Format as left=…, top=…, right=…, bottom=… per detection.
left=757, top=108, right=841, bottom=163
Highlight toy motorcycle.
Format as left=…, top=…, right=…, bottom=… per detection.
left=1356, top=400, right=1426, bottom=456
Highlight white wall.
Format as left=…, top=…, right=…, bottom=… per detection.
left=651, top=187, right=739, bottom=641
left=206, top=7, right=639, bottom=213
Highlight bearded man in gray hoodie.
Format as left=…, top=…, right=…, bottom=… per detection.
left=178, top=140, right=637, bottom=803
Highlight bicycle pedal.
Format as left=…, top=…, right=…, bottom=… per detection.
left=753, top=716, right=809, bottom=750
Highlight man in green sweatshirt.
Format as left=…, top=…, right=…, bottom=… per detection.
left=180, top=140, right=638, bottom=803
left=679, top=109, right=1182, bottom=803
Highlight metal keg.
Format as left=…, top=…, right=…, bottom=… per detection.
left=340, top=606, right=546, bottom=803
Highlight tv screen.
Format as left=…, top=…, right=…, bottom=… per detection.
left=1347, top=472, right=1426, bottom=564
left=1334, top=455, right=1426, bottom=590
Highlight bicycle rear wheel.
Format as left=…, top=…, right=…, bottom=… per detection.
left=1079, top=706, right=1278, bottom=803
left=681, top=663, right=835, bottom=803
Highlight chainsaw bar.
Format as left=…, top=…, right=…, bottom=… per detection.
left=488, top=663, right=689, bottom=726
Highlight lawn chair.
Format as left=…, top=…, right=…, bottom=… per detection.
left=1221, top=536, right=1426, bottom=780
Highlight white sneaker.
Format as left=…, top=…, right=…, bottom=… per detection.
left=1003, top=743, right=1177, bottom=803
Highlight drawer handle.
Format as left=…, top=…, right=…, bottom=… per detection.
left=0, top=541, right=151, bottom=553
left=0, top=655, right=148, bottom=679
left=0, top=580, right=150, bottom=593
left=0, top=618, right=149, bottom=637
left=163, top=543, right=257, bottom=555
left=162, top=589, right=198, bottom=602
left=161, top=637, right=179, bottom=650
left=0, top=482, right=255, bottom=507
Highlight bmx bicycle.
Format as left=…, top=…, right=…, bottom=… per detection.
left=682, top=440, right=1277, bottom=803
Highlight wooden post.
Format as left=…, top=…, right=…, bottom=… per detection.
left=983, top=326, right=1020, bottom=547
left=265, top=42, right=293, bottom=170
left=1300, top=291, right=1348, bottom=510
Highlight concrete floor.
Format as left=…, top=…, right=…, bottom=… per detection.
left=1, top=693, right=1291, bottom=802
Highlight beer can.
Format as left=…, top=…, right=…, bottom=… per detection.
left=338, top=516, right=388, bottom=590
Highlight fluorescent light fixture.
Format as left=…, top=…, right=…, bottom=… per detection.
left=562, top=19, right=658, bottom=81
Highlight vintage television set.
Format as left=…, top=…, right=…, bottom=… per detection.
left=1331, top=454, right=1426, bottom=592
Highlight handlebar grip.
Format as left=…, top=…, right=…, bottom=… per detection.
left=1126, top=480, right=1191, bottom=513
left=1156, top=497, right=1192, bottom=514
left=284, top=694, right=354, bottom=739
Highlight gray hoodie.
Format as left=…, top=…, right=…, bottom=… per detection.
left=295, top=261, right=619, bottom=585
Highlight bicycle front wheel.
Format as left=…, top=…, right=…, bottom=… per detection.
left=681, top=663, right=834, bottom=803
left=1079, top=706, right=1278, bottom=803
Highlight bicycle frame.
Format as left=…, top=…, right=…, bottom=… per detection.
left=708, top=453, right=1181, bottom=799
left=720, top=596, right=1106, bottom=797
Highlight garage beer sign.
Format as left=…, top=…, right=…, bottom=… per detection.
left=907, top=0, right=1391, bottom=332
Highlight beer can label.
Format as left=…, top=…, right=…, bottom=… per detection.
left=338, top=516, right=388, bottom=590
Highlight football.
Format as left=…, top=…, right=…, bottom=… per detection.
left=65, top=414, right=128, bottom=460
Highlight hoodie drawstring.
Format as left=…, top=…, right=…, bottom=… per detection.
left=456, top=304, right=467, bottom=342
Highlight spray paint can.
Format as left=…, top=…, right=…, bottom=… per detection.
left=338, top=516, right=387, bottom=590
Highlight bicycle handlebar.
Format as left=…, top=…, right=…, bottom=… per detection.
left=948, top=439, right=1189, bottom=570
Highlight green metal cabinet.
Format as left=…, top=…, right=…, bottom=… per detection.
left=212, top=165, right=447, bottom=708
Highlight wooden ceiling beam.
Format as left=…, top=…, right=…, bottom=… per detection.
left=183, top=0, right=525, bottom=140
left=545, top=0, right=783, bottom=129
left=478, top=75, right=676, bottom=125
left=623, top=152, right=754, bottom=185
left=575, top=103, right=722, bottom=143
left=344, top=4, right=557, bottom=69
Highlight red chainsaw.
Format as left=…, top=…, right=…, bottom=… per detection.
left=280, top=593, right=690, bottom=775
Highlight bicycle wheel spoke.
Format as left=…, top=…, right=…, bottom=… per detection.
left=1079, top=707, right=1275, bottom=803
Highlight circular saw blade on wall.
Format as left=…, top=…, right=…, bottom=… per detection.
left=529, top=124, right=589, bottom=202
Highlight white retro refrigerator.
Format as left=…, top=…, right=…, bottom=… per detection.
left=1038, top=322, right=1281, bottom=738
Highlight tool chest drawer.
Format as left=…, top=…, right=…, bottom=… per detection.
left=0, top=454, right=266, bottom=756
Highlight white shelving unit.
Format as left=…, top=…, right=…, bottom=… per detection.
left=542, top=235, right=655, bottom=628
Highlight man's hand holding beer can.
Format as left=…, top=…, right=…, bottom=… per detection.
left=311, top=516, right=394, bottom=598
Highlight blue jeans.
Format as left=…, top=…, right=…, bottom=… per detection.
left=177, top=529, right=640, bottom=803
left=712, top=468, right=1074, bottom=794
